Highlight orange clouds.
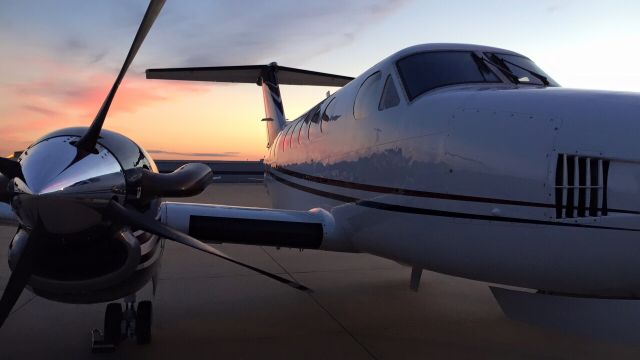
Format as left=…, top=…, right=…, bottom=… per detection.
left=0, top=54, right=327, bottom=162
left=0, top=63, right=207, bottom=155
left=0, top=0, right=412, bottom=162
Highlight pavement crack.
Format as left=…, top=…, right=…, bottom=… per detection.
left=260, top=247, right=379, bottom=360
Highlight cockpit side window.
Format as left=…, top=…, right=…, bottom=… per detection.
left=379, top=75, right=400, bottom=111
left=396, top=51, right=501, bottom=101
left=354, top=71, right=382, bottom=120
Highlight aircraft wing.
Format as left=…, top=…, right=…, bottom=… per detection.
left=160, top=202, right=348, bottom=251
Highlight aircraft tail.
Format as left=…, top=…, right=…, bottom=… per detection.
left=146, top=63, right=353, bottom=148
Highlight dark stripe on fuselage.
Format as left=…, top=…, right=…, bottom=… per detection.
left=270, top=165, right=640, bottom=215
left=266, top=168, right=640, bottom=232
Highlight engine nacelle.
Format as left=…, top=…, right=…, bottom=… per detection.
left=8, top=227, right=158, bottom=304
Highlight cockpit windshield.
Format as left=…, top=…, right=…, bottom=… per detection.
left=396, top=51, right=501, bottom=101
left=485, top=53, right=559, bottom=87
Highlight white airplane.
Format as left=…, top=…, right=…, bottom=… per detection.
left=2, top=0, right=640, bottom=351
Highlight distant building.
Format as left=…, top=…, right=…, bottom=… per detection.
left=9, top=151, right=22, bottom=159
left=8, top=151, right=261, bottom=182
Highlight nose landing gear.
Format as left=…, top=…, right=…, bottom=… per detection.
left=135, top=300, right=152, bottom=344
left=91, top=297, right=153, bottom=353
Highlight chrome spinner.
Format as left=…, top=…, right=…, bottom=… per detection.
left=12, top=136, right=126, bottom=234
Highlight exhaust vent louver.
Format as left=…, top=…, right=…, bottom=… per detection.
left=554, top=154, right=609, bottom=219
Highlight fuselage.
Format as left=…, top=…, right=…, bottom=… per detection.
left=264, top=44, right=640, bottom=297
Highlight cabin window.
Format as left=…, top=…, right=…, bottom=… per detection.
left=303, top=108, right=314, bottom=124
left=378, top=75, right=400, bottom=110
left=270, top=132, right=280, bottom=157
left=354, top=71, right=382, bottom=120
left=281, top=123, right=294, bottom=152
left=304, top=103, right=322, bottom=139
left=291, top=119, right=305, bottom=146
left=273, top=131, right=282, bottom=155
left=321, top=97, right=338, bottom=132
left=309, top=105, right=321, bottom=124
left=310, top=102, right=325, bottom=140
left=289, top=118, right=301, bottom=145
left=396, top=51, right=501, bottom=101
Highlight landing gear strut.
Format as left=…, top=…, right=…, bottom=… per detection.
left=91, top=297, right=153, bottom=353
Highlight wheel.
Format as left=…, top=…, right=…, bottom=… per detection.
left=135, top=301, right=152, bottom=345
left=104, top=303, right=123, bottom=345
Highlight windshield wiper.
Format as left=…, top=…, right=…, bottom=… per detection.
left=471, top=53, right=520, bottom=84
left=495, top=55, right=550, bottom=86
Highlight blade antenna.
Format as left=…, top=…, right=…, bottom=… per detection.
left=74, top=0, right=166, bottom=153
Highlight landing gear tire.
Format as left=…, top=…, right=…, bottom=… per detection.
left=104, top=303, right=123, bottom=345
left=135, top=300, right=152, bottom=345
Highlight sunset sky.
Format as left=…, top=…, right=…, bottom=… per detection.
left=1, top=0, right=639, bottom=160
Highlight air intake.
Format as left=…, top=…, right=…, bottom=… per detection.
left=555, top=154, right=609, bottom=219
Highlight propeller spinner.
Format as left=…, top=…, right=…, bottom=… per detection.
left=0, top=0, right=308, bottom=329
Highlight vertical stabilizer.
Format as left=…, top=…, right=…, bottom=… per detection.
left=259, top=63, right=286, bottom=148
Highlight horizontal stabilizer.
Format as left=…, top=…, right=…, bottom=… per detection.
left=146, top=65, right=354, bottom=87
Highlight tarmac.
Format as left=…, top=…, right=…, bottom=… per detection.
left=1, top=183, right=640, bottom=359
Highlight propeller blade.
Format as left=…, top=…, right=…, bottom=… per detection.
left=105, top=201, right=311, bottom=292
left=0, top=174, right=10, bottom=203
left=75, top=0, right=166, bottom=152
left=0, top=224, right=44, bottom=328
left=0, top=157, right=22, bottom=180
